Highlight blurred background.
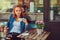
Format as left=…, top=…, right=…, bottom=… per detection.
left=0, top=0, right=43, bottom=22
left=0, top=0, right=60, bottom=40
left=0, top=0, right=43, bottom=40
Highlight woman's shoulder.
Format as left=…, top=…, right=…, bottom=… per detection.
left=10, top=13, right=14, bottom=18
left=10, top=13, right=13, bottom=16
left=9, top=14, right=14, bottom=19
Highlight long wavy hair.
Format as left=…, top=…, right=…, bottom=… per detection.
left=13, top=5, right=23, bottom=18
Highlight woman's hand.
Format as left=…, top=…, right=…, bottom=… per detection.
left=4, top=27, right=9, bottom=35
left=22, top=18, right=28, bottom=25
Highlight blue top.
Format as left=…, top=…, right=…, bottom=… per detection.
left=7, top=14, right=29, bottom=33
left=10, top=20, right=21, bottom=33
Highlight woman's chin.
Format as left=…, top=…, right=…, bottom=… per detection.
left=17, top=14, right=20, bottom=16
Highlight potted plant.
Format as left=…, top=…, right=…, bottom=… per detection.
left=35, top=20, right=44, bottom=35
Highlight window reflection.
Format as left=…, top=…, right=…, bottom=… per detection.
left=50, top=0, right=60, bottom=21
left=0, top=0, right=43, bottom=13
left=0, top=0, right=18, bottom=12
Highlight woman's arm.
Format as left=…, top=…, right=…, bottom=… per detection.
left=22, top=18, right=29, bottom=32
left=4, top=14, right=13, bottom=35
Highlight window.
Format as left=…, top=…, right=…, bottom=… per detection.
left=29, top=0, right=43, bottom=13
left=50, top=0, right=60, bottom=21
left=0, top=0, right=18, bottom=12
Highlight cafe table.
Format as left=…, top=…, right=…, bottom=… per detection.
left=17, top=31, right=50, bottom=40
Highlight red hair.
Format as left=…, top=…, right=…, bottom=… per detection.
left=13, top=5, right=23, bottom=18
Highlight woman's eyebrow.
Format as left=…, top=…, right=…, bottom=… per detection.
left=16, top=10, right=21, bottom=11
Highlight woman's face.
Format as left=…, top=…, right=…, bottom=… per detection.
left=15, top=7, right=22, bottom=16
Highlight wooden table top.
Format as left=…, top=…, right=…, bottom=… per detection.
left=17, top=31, right=50, bottom=40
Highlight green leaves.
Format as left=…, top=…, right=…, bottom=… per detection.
left=36, top=24, right=44, bottom=29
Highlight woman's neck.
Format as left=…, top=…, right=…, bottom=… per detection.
left=16, top=18, right=19, bottom=22
left=16, top=16, right=20, bottom=22
left=16, top=15, right=20, bottom=18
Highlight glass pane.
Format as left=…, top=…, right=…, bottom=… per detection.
left=29, top=0, right=43, bottom=13
left=50, top=0, right=60, bottom=21
left=0, top=0, right=18, bottom=12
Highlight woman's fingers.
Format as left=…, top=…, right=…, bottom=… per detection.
left=22, top=18, right=28, bottom=25
left=4, top=27, right=8, bottom=35
left=22, top=18, right=27, bottom=22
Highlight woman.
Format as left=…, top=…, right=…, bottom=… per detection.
left=4, top=5, right=29, bottom=40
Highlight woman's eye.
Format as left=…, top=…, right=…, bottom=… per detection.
left=16, top=10, right=18, bottom=12
left=16, top=10, right=21, bottom=12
